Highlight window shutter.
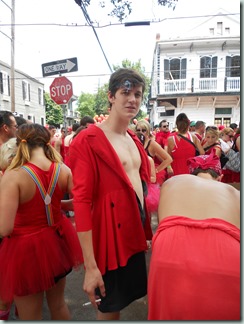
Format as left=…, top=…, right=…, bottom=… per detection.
left=7, top=75, right=10, bottom=96
left=22, top=81, right=26, bottom=99
left=28, top=83, right=30, bottom=101
left=0, top=72, right=3, bottom=94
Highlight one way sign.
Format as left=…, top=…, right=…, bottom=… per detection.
left=42, top=57, right=78, bottom=77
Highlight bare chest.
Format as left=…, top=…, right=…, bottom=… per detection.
left=108, top=134, right=141, bottom=173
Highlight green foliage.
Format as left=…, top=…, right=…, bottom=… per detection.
left=76, top=92, right=96, bottom=118
left=44, top=92, right=64, bottom=126
left=94, top=84, right=110, bottom=115
left=75, top=59, right=150, bottom=120
left=79, top=0, right=178, bottom=22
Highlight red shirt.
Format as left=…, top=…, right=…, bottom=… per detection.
left=155, top=131, right=171, bottom=148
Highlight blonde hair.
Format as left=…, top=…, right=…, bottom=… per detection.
left=219, top=127, right=234, bottom=137
left=205, top=128, right=219, bottom=139
left=135, top=119, right=152, bottom=137
left=8, top=123, right=62, bottom=170
left=0, top=138, right=17, bottom=171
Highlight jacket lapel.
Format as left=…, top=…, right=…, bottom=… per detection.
left=86, top=125, right=150, bottom=186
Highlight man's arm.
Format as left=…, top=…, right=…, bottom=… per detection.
left=78, top=230, right=106, bottom=307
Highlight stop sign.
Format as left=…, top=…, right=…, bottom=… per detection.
left=50, top=76, right=73, bottom=105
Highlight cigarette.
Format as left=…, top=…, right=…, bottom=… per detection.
left=82, top=298, right=101, bottom=306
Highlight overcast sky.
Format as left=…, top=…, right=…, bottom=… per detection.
left=0, top=0, right=240, bottom=95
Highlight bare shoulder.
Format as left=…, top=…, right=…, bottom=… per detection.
left=60, top=162, right=72, bottom=175
left=159, top=175, right=240, bottom=228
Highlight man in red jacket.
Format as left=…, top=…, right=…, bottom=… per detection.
left=69, top=68, right=152, bottom=320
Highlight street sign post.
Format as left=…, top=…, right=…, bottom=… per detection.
left=42, top=57, right=78, bottom=77
left=50, top=76, right=73, bottom=105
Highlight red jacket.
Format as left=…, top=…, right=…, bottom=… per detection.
left=69, top=125, right=152, bottom=275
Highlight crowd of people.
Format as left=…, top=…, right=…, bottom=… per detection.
left=0, top=68, right=240, bottom=321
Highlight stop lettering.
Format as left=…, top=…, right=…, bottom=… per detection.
left=50, top=76, right=73, bottom=105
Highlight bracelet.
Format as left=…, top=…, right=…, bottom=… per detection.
left=167, top=165, right=172, bottom=169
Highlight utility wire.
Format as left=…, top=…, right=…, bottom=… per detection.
left=76, top=0, right=113, bottom=73
left=0, top=13, right=239, bottom=28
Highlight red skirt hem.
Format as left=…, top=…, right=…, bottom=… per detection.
left=0, top=216, right=83, bottom=301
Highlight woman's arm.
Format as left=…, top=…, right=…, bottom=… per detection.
left=148, top=156, right=156, bottom=183
left=193, top=134, right=205, bottom=155
left=150, top=140, right=173, bottom=173
left=0, top=171, right=19, bottom=237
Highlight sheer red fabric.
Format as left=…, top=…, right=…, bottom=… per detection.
left=148, top=216, right=240, bottom=320
left=0, top=163, right=83, bottom=302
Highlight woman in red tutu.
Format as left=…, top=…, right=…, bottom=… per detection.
left=0, top=123, right=83, bottom=320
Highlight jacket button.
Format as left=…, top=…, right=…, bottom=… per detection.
left=111, top=202, right=114, bottom=207
left=118, top=223, right=121, bottom=228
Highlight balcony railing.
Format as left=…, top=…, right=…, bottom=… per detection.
left=157, top=77, right=240, bottom=95
left=226, top=77, right=240, bottom=91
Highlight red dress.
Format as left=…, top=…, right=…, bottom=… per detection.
left=148, top=216, right=240, bottom=320
left=0, top=162, right=83, bottom=302
left=171, top=132, right=196, bottom=175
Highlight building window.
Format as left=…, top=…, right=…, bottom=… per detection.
left=225, top=27, right=230, bottom=34
left=164, top=58, right=187, bottom=80
left=200, top=56, right=217, bottom=78
left=226, top=55, right=240, bottom=77
left=209, top=28, right=214, bottom=35
left=38, top=88, right=44, bottom=105
left=214, top=117, right=231, bottom=127
left=22, top=80, right=30, bottom=101
left=0, top=71, right=10, bottom=96
left=159, top=110, right=175, bottom=117
left=215, top=108, right=232, bottom=115
left=217, top=22, right=223, bottom=35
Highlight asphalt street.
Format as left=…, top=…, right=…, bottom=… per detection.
left=8, top=214, right=158, bottom=321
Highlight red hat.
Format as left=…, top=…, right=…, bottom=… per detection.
left=187, top=152, right=221, bottom=176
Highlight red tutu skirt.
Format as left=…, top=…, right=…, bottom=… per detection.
left=145, top=183, right=161, bottom=214
left=0, top=216, right=83, bottom=302
left=155, top=169, right=166, bottom=186
left=221, top=169, right=240, bottom=183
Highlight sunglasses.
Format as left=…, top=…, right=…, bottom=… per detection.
left=162, top=125, right=169, bottom=128
left=206, top=126, right=218, bottom=131
left=228, top=134, right=234, bottom=138
left=136, top=128, right=147, bottom=133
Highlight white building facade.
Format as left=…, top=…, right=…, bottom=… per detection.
left=0, top=60, right=46, bottom=125
left=148, top=9, right=240, bottom=129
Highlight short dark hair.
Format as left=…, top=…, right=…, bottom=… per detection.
left=79, top=116, right=95, bottom=127
left=0, top=110, right=14, bottom=128
left=159, top=119, right=167, bottom=128
left=108, top=68, right=145, bottom=97
left=15, top=116, right=27, bottom=127
left=72, top=123, right=80, bottom=132
left=230, top=123, right=238, bottom=130
left=191, top=168, right=219, bottom=179
left=195, top=121, right=205, bottom=129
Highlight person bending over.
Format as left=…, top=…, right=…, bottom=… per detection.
left=148, top=153, right=240, bottom=320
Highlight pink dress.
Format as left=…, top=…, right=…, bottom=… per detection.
left=0, top=162, right=83, bottom=302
